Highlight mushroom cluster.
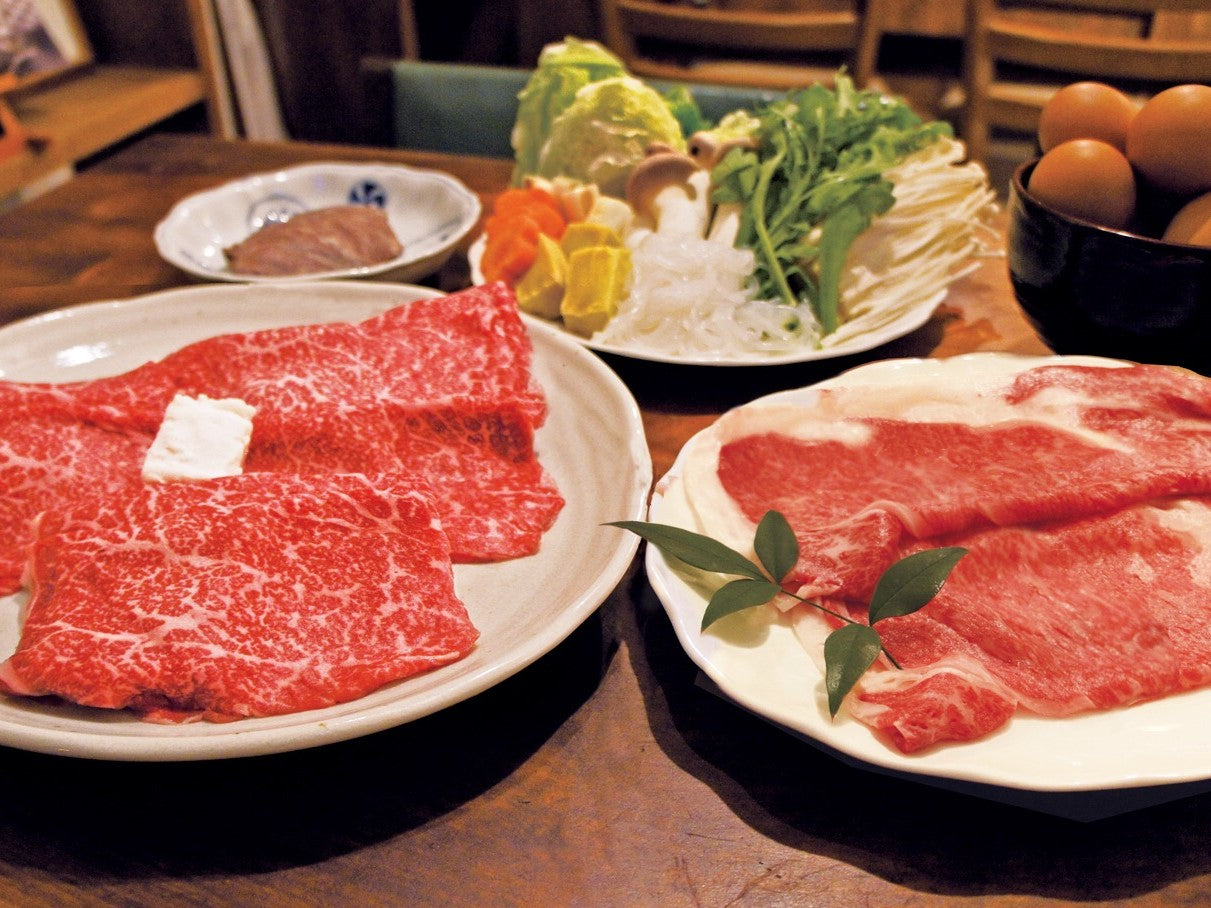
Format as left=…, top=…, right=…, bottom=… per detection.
left=624, top=132, right=756, bottom=243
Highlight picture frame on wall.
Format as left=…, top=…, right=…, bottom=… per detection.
left=0, top=0, right=93, bottom=95
left=0, top=96, right=27, bottom=161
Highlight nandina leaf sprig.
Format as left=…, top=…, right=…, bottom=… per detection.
left=610, top=511, right=966, bottom=716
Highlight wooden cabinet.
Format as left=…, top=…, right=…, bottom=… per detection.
left=0, top=64, right=209, bottom=199
left=0, top=0, right=216, bottom=202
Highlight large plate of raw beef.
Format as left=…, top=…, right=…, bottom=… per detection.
left=648, top=353, right=1211, bottom=798
left=0, top=281, right=650, bottom=760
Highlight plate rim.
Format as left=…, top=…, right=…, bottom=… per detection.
left=467, top=235, right=943, bottom=368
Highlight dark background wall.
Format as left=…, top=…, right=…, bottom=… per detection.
left=74, top=0, right=602, bottom=144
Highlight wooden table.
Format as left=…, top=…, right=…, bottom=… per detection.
left=3, top=133, right=1207, bottom=908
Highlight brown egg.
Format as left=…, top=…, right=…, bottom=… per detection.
left=1125, top=84, right=1211, bottom=195
left=1186, top=220, right=1211, bottom=248
left=1028, top=138, right=1136, bottom=229
left=1038, top=81, right=1138, bottom=152
left=1163, top=190, right=1211, bottom=244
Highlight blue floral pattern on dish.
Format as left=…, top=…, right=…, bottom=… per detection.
left=349, top=180, right=388, bottom=207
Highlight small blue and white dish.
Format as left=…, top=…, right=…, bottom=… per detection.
left=154, top=162, right=481, bottom=283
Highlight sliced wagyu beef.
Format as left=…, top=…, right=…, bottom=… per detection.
left=0, top=386, right=157, bottom=595
left=680, top=359, right=1211, bottom=752
left=0, top=284, right=562, bottom=721
left=0, top=473, right=476, bottom=721
left=0, top=283, right=563, bottom=594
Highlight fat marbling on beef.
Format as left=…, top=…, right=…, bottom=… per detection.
left=0, top=284, right=563, bottom=594
left=679, top=357, right=1211, bottom=752
left=0, top=473, right=477, bottom=721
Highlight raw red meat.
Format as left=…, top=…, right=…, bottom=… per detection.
left=0, top=284, right=559, bottom=722
left=224, top=205, right=403, bottom=276
left=157, top=283, right=559, bottom=557
left=245, top=398, right=563, bottom=561
left=825, top=499, right=1211, bottom=752
left=0, top=473, right=477, bottom=721
left=691, top=361, right=1211, bottom=752
left=0, top=284, right=561, bottom=591
left=0, top=386, right=155, bottom=595
left=159, top=281, right=547, bottom=428
left=715, top=363, right=1211, bottom=601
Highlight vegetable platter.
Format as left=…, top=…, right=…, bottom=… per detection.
left=476, top=38, right=1001, bottom=366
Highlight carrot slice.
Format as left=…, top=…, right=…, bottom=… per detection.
left=481, top=188, right=570, bottom=286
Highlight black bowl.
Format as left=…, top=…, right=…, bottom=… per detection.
left=1008, top=160, right=1211, bottom=374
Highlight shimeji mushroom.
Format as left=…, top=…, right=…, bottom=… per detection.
left=625, top=151, right=710, bottom=238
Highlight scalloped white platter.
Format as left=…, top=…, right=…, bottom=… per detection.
left=647, top=353, right=1211, bottom=820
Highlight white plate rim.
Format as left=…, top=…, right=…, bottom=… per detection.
left=646, top=351, right=1211, bottom=796
left=0, top=281, right=652, bottom=761
left=153, top=162, right=481, bottom=284
left=467, top=235, right=941, bottom=367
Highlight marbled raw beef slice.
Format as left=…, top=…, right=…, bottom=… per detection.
left=696, top=362, right=1211, bottom=601
left=159, top=282, right=547, bottom=430
left=817, top=498, right=1211, bottom=752
left=0, top=386, right=154, bottom=595
left=0, top=473, right=478, bottom=721
left=245, top=397, right=563, bottom=561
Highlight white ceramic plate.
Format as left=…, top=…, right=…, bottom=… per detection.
left=0, top=282, right=651, bottom=761
left=154, top=163, right=481, bottom=283
left=647, top=353, right=1211, bottom=812
left=467, top=236, right=942, bottom=367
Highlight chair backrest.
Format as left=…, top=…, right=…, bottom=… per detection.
left=962, top=0, right=1211, bottom=163
left=597, top=0, right=887, bottom=90
left=364, top=58, right=783, bottom=158
left=184, top=0, right=289, bottom=140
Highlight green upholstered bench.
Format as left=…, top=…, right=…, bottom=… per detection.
left=361, top=57, right=782, bottom=159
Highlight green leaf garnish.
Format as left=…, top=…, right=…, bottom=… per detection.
left=824, top=624, right=882, bottom=717
left=868, top=546, right=968, bottom=625
left=753, top=510, right=798, bottom=584
left=702, top=578, right=783, bottom=631
left=607, top=520, right=766, bottom=580
left=612, top=511, right=967, bottom=720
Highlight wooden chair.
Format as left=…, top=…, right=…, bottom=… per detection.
left=596, top=0, right=888, bottom=91
left=961, top=0, right=1211, bottom=164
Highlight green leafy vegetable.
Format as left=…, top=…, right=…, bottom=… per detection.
left=711, top=73, right=951, bottom=336
left=510, top=37, right=627, bottom=187
left=661, top=84, right=711, bottom=137
left=610, top=511, right=966, bottom=715
left=533, top=76, right=686, bottom=197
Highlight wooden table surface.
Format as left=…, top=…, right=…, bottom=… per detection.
left=1, top=132, right=1207, bottom=908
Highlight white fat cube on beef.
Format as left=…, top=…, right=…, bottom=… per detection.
left=142, top=393, right=256, bottom=482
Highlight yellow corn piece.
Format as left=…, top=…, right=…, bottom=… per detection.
left=561, top=245, right=632, bottom=337
left=515, top=233, right=567, bottom=320
left=560, top=221, right=621, bottom=258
